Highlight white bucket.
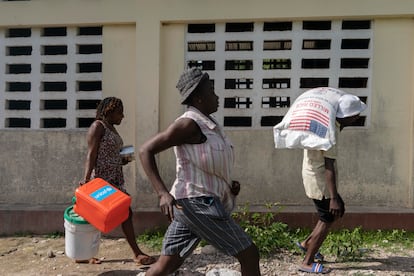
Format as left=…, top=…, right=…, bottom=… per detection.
left=64, top=205, right=101, bottom=260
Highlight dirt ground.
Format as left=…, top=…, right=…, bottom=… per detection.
left=1, top=235, right=414, bottom=276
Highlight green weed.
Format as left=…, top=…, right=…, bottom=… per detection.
left=322, top=227, right=364, bottom=261
left=44, top=231, right=64, bottom=239
left=232, top=203, right=414, bottom=259
left=232, top=202, right=292, bottom=255
left=137, top=228, right=166, bottom=251
left=133, top=203, right=414, bottom=261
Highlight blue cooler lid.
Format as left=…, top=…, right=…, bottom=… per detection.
left=64, top=205, right=90, bottom=225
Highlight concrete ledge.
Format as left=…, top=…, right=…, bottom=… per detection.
left=0, top=208, right=170, bottom=237
left=252, top=205, right=414, bottom=230
left=1, top=205, right=414, bottom=236
left=275, top=212, right=414, bottom=230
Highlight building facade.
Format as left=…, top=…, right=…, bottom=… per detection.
left=1, top=0, right=414, bottom=234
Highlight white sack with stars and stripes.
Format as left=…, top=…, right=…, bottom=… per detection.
left=273, top=87, right=345, bottom=151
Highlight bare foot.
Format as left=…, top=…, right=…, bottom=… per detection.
left=75, top=257, right=102, bottom=264
left=135, top=255, right=156, bottom=266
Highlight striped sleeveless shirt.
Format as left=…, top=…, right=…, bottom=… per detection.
left=170, top=107, right=236, bottom=213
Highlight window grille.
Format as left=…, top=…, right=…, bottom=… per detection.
left=262, top=79, right=290, bottom=89
left=342, top=20, right=371, bottom=30
left=262, top=96, right=290, bottom=108
left=185, top=20, right=372, bottom=129
left=0, top=26, right=102, bottom=129
left=303, top=39, right=331, bottom=50
left=225, top=22, right=254, bottom=32
left=188, top=41, right=215, bottom=52
left=263, top=22, right=292, bottom=31
left=261, top=116, right=284, bottom=126
left=187, top=60, right=215, bottom=71
left=263, top=59, right=291, bottom=70
left=225, top=79, right=253, bottom=89
left=42, top=63, right=67, bottom=74
left=7, top=100, right=30, bottom=110
left=6, top=28, right=31, bottom=37
left=225, top=60, right=253, bottom=70
left=224, top=97, right=253, bottom=109
left=300, top=78, right=329, bottom=88
left=341, top=58, right=369, bottom=69
left=263, top=40, right=292, bottom=51
left=301, top=59, right=330, bottom=69
left=303, top=21, right=332, bottom=30
left=188, top=24, right=215, bottom=33
left=7, top=46, right=32, bottom=55
left=225, top=41, right=253, bottom=51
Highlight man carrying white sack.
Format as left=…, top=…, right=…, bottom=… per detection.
left=274, top=89, right=366, bottom=274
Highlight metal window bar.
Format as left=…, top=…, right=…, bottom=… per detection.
left=262, top=78, right=290, bottom=89
left=225, top=41, right=253, bottom=51
left=225, top=60, right=253, bottom=70
left=263, top=40, right=292, bottom=50
left=262, top=59, right=291, bottom=70
left=188, top=41, right=215, bottom=52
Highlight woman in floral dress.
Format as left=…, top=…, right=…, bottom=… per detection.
left=80, top=97, right=155, bottom=266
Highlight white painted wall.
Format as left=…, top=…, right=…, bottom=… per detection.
left=0, top=0, right=414, bottom=211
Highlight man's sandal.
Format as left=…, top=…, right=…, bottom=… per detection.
left=298, top=263, right=331, bottom=274
left=295, top=241, right=325, bottom=261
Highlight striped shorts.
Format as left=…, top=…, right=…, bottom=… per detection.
left=162, top=196, right=253, bottom=258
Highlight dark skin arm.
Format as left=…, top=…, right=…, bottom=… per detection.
left=81, top=120, right=105, bottom=185
left=231, top=180, right=240, bottom=196
left=140, top=118, right=241, bottom=221
left=139, top=118, right=204, bottom=221
left=324, top=157, right=344, bottom=218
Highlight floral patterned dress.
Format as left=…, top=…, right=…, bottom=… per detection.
left=91, top=120, right=126, bottom=192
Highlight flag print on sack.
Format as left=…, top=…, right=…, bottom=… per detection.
left=289, top=108, right=330, bottom=138
left=273, top=87, right=345, bottom=150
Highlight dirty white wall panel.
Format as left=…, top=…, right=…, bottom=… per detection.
left=0, top=0, right=414, bottom=213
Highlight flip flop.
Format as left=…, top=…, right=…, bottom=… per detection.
left=298, top=263, right=331, bottom=274
left=295, top=241, right=325, bottom=261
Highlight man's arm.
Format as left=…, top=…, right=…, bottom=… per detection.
left=324, top=157, right=344, bottom=217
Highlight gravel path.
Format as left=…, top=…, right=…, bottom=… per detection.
left=1, top=236, right=413, bottom=275
left=177, top=245, right=414, bottom=276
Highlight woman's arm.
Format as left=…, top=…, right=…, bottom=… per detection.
left=139, top=118, right=201, bottom=220
left=81, top=121, right=104, bottom=184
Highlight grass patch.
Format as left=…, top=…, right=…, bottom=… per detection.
left=10, top=231, right=34, bottom=237
left=44, top=231, right=64, bottom=239
left=137, top=227, right=166, bottom=251
left=135, top=203, right=414, bottom=261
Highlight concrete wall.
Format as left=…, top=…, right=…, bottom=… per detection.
left=339, top=18, right=414, bottom=207
left=141, top=16, right=414, bottom=209
left=0, top=130, right=84, bottom=205
left=1, top=0, right=414, bottom=234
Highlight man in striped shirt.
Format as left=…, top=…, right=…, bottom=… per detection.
left=139, top=68, right=261, bottom=276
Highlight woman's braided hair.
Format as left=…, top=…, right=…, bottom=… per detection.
left=95, top=97, right=123, bottom=120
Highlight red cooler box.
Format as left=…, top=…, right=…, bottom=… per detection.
left=74, top=178, right=131, bottom=233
